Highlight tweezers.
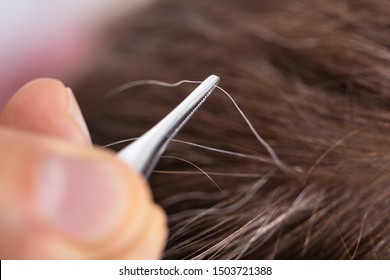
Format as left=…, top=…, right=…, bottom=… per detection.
left=117, top=75, right=220, bottom=178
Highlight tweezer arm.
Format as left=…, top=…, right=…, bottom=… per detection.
left=117, top=75, right=220, bottom=177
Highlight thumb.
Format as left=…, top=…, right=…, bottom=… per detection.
left=0, top=126, right=167, bottom=259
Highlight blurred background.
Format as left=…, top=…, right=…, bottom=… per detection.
left=0, top=0, right=156, bottom=107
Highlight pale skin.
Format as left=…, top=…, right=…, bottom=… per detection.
left=0, top=78, right=167, bottom=259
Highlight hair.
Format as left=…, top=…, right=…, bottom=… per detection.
left=73, top=0, right=390, bottom=259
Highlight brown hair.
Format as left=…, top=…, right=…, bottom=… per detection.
left=74, top=0, right=390, bottom=259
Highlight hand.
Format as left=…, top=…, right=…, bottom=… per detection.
left=0, top=78, right=167, bottom=259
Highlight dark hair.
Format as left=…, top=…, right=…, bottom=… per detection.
left=74, top=0, right=390, bottom=259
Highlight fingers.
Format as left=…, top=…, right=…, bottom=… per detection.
left=0, top=78, right=91, bottom=145
left=0, top=79, right=168, bottom=259
left=0, top=126, right=167, bottom=259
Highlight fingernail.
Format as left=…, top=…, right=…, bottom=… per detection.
left=38, top=156, right=128, bottom=243
left=65, top=87, right=92, bottom=144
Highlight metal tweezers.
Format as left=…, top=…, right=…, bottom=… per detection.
left=117, top=75, right=220, bottom=178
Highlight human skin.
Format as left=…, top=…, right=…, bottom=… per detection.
left=0, top=78, right=167, bottom=259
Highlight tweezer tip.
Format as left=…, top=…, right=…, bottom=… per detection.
left=118, top=74, right=220, bottom=177
left=209, top=74, right=220, bottom=82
